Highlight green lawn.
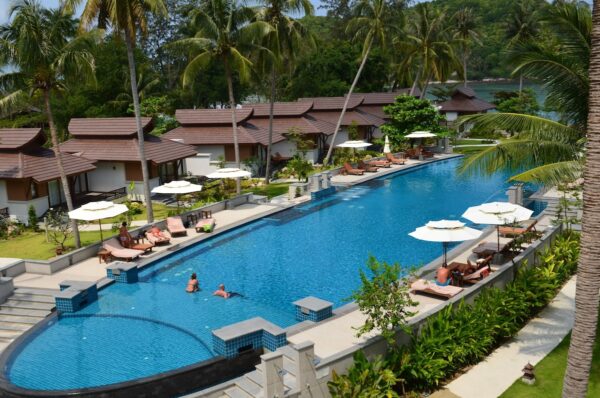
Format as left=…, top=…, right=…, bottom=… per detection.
left=454, top=139, right=496, bottom=146
left=103, top=202, right=171, bottom=224
left=500, top=327, right=600, bottom=397
left=0, top=230, right=106, bottom=260
left=453, top=146, right=489, bottom=155
left=243, top=182, right=290, bottom=198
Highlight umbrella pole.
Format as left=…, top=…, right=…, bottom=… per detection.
left=98, top=219, right=103, bottom=242
left=443, top=242, right=448, bottom=267
left=497, top=226, right=501, bottom=252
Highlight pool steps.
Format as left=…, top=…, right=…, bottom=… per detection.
left=220, top=342, right=323, bottom=398
left=0, top=287, right=54, bottom=351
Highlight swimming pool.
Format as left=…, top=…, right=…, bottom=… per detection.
left=5, top=158, right=543, bottom=391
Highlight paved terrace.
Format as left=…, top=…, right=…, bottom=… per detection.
left=12, top=200, right=308, bottom=291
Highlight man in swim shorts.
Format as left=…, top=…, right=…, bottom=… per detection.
left=213, top=284, right=230, bottom=299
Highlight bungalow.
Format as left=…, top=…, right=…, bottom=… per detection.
left=0, top=128, right=96, bottom=224
left=60, top=117, right=197, bottom=201
left=437, top=87, right=496, bottom=125
left=164, top=104, right=327, bottom=176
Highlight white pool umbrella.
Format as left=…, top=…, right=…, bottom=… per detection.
left=383, top=135, right=391, bottom=154
left=409, top=220, right=482, bottom=266
left=404, top=131, right=437, bottom=139
left=462, top=202, right=533, bottom=251
left=68, top=201, right=128, bottom=241
left=152, top=180, right=203, bottom=213
left=206, top=168, right=252, bottom=179
left=336, top=140, right=373, bottom=148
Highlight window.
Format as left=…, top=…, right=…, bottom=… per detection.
left=30, top=182, right=38, bottom=199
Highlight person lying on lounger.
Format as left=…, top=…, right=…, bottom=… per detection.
left=436, top=265, right=452, bottom=286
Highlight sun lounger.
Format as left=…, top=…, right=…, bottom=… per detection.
left=463, top=265, right=491, bottom=284
left=145, top=229, right=171, bottom=245
left=358, top=161, right=378, bottom=172
left=195, top=217, right=216, bottom=233
left=167, top=217, right=187, bottom=236
left=385, top=153, right=406, bottom=165
left=343, top=163, right=364, bottom=175
left=498, top=219, right=538, bottom=237
left=472, top=241, right=512, bottom=257
left=366, top=159, right=391, bottom=168
left=410, top=279, right=464, bottom=300
left=103, top=238, right=144, bottom=262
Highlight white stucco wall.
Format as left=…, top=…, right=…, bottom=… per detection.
left=272, top=140, right=297, bottom=159
left=186, top=154, right=215, bottom=177
left=129, top=177, right=160, bottom=202
left=0, top=181, right=7, bottom=210
left=0, top=180, right=50, bottom=224
left=7, top=197, right=49, bottom=225
left=86, top=161, right=127, bottom=192
left=445, top=111, right=459, bottom=122
left=325, top=130, right=349, bottom=147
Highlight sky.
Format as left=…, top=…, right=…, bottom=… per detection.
left=0, top=0, right=330, bottom=23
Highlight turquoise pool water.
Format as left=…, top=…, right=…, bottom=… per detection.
left=6, top=158, right=542, bottom=390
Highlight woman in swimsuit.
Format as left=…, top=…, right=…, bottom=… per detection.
left=186, top=273, right=199, bottom=293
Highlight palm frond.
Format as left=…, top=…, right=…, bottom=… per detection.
left=509, top=160, right=582, bottom=185
left=458, top=113, right=582, bottom=144
left=182, top=50, right=213, bottom=88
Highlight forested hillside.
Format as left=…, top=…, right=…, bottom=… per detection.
left=0, top=0, right=565, bottom=133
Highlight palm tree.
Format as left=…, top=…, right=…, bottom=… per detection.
left=65, top=0, right=167, bottom=223
left=452, top=7, right=480, bottom=88
left=401, top=3, right=458, bottom=99
left=0, top=0, right=98, bottom=248
left=562, top=3, right=600, bottom=397
left=173, top=0, right=271, bottom=193
left=255, top=0, right=314, bottom=185
left=323, top=0, right=397, bottom=166
left=458, top=1, right=589, bottom=186
left=504, top=0, right=541, bottom=92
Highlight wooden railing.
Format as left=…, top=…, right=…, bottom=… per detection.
left=73, top=187, right=127, bottom=207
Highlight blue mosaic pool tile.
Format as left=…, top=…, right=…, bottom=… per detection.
left=106, top=266, right=139, bottom=283
left=54, top=281, right=98, bottom=313
left=212, top=317, right=288, bottom=358
left=311, top=186, right=336, bottom=200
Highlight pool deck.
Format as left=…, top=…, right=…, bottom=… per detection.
left=11, top=200, right=309, bottom=291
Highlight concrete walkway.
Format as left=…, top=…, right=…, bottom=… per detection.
left=433, top=276, right=576, bottom=398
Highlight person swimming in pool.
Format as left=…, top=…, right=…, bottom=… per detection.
left=213, top=284, right=230, bottom=298
left=213, top=284, right=244, bottom=299
left=186, top=273, right=199, bottom=293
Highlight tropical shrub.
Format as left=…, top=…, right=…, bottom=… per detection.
left=27, top=205, right=39, bottom=231
left=328, top=351, right=400, bottom=398
left=349, top=256, right=417, bottom=344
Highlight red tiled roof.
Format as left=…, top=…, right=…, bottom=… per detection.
left=242, top=102, right=313, bottom=117
left=358, top=105, right=387, bottom=119
left=68, top=117, right=153, bottom=137
left=60, top=135, right=197, bottom=164
left=347, top=88, right=420, bottom=104
left=298, top=96, right=364, bottom=111
left=438, top=96, right=495, bottom=113
left=175, top=109, right=253, bottom=125
left=0, top=128, right=43, bottom=150
left=306, top=110, right=376, bottom=134
left=247, top=117, right=321, bottom=134
left=0, top=149, right=96, bottom=182
left=163, top=126, right=258, bottom=145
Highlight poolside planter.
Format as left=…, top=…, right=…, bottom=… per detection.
left=212, top=317, right=287, bottom=359
left=293, top=296, right=333, bottom=322
left=106, top=262, right=139, bottom=283
left=55, top=281, right=98, bottom=313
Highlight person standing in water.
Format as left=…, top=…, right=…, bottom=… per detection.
left=186, top=273, right=199, bottom=293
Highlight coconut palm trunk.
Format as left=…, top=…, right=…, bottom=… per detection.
left=409, top=65, right=422, bottom=96
left=224, top=60, right=242, bottom=194
left=264, top=68, right=276, bottom=185
left=420, top=72, right=432, bottom=99
left=562, top=2, right=600, bottom=396
left=323, top=40, right=373, bottom=165
left=43, top=88, right=81, bottom=248
left=463, top=48, right=468, bottom=87
left=124, top=28, right=154, bottom=223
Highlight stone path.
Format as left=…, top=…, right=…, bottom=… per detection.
left=432, top=276, right=576, bottom=398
